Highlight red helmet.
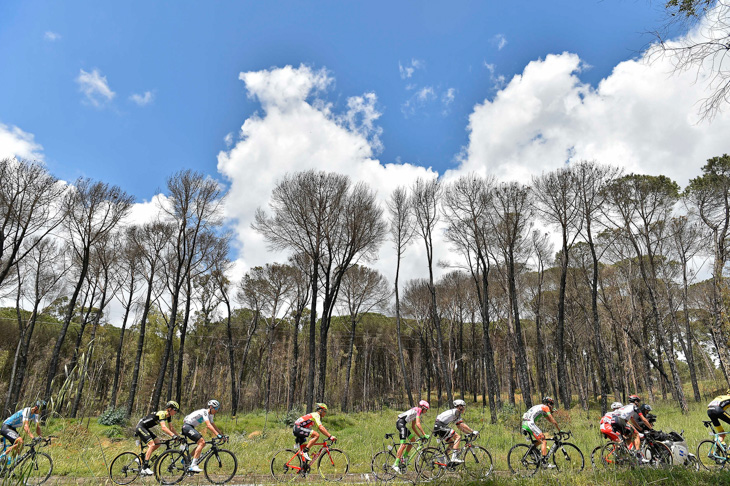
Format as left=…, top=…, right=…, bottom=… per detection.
left=628, top=395, right=641, bottom=404
left=418, top=400, right=430, bottom=410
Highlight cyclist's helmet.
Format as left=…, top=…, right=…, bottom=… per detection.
left=34, top=400, right=47, bottom=409
left=418, top=400, right=430, bottom=410
left=628, top=395, right=641, bottom=404
left=453, top=399, right=466, bottom=408
left=639, top=404, right=652, bottom=413
left=316, top=403, right=328, bottom=412
left=166, top=400, right=180, bottom=411
left=207, top=399, right=220, bottom=410
left=543, top=397, right=555, bottom=407
left=611, top=402, right=623, bottom=410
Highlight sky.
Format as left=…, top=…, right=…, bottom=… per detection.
left=2, top=1, right=730, bottom=308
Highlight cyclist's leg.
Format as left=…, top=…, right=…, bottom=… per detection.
left=182, top=424, right=205, bottom=464
left=523, top=422, right=545, bottom=458
left=0, top=425, right=22, bottom=456
left=709, top=406, right=730, bottom=444
left=394, top=419, right=410, bottom=461
left=135, top=425, right=158, bottom=464
left=304, top=430, right=319, bottom=451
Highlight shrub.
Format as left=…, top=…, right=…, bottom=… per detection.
left=98, top=407, right=127, bottom=427
left=280, top=406, right=304, bottom=427
left=103, top=425, right=125, bottom=438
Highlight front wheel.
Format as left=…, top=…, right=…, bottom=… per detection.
left=697, top=439, right=727, bottom=471
left=601, top=442, right=637, bottom=469
left=109, top=452, right=142, bottom=485
left=270, top=449, right=302, bottom=482
left=414, top=447, right=445, bottom=482
left=552, top=442, right=584, bottom=473
left=370, top=450, right=397, bottom=482
left=318, top=448, right=349, bottom=482
left=646, top=441, right=672, bottom=468
left=204, top=449, right=237, bottom=484
left=463, top=445, right=493, bottom=479
left=156, top=450, right=188, bottom=485
left=15, top=452, right=53, bottom=486
left=507, top=443, right=540, bottom=477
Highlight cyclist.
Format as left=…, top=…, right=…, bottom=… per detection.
left=1, top=400, right=45, bottom=460
left=433, top=399, right=477, bottom=464
left=521, top=397, right=561, bottom=467
left=182, top=400, right=225, bottom=473
left=135, top=400, right=180, bottom=476
left=707, top=391, right=730, bottom=445
left=293, top=403, right=336, bottom=463
left=599, top=402, right=623, bottom=442
left=392, top=400, right=430, bottom=473
left=614, top=395, right=652, bottom=459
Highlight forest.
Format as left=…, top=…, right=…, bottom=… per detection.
left=1, top=155, right=730, bottom=422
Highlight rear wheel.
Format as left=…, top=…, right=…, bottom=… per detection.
left=646, top=441, right=672, bottom=468
left=601, top=442, right=637, bottom=469
left=507, top=443, right=540, bottom=477
left=109, top=452, right=141, bottom=485
left=270, top=449, right=302, bottom=482
left=156, top=450, right=187, bottom=485
left=415, top=447, right=445, bottom=482
left=370, top=450, right=397, bottom=482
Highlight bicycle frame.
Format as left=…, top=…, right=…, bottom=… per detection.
left=702, top=421, right=728, bottom=464
left=284, top=439, right=335, bottom=474
left=384, top=434, right=428, bottom=466
left=429, top=433, right=479, bottom=468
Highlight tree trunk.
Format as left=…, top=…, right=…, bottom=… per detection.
left=126, top=276, right=155, bottom=418
left=342, top=318, right=357, bottom=412
left=287, top=313, right=300, bottom=412
left=224, top=298, right=238, bottom=416
left=394, top=255, right=414, bottom=405
left=174, top=275, right=193, bottom=404
left=110, top=276, right=135, bottom=409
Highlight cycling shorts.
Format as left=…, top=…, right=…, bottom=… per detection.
left=708, top=405, right=730, bottom=432
left=135, top=424, right=156, bottom=444
left=521, top=421, right=544, bottom=441
left=396, top=418, right=413, bottom=441
left=433, top=426, right=455, bottom=441
left=292, top=425, right=312, bottom=445
left=610, top=417, right=633, bottom=438
left=0, top=424, right=19, bottom=443
left=182, top=423, right=203, bottom=443
left=600, top=420, right=619, bottom=442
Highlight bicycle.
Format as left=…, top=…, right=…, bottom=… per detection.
left=109, top=436, right=181, bottom=485
left=370, top=433, right=428, bottom=481
left=507, top=430, right=584, bottom=477
left=0, top=436, right=55, bottom=486
left=415, top=431, right=493, bottom=481
left=155, top=436, right=237, bottom=485
left=270, top=437, right=349, bottom=482
left=697, top=419, right=729, bottom=471
left=640, top=429, right=673, bottom=468
left=600, top=435, right=639, bottom=469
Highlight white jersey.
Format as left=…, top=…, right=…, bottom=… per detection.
left=398, top=407, right=423, bottom=424
left=3, top=408, right=39, bottom=428
left=184, top=408, right=214, bottom=427
left=614, top=404, right=639, bottom=421
left=435, top=408, right=462, bottom=427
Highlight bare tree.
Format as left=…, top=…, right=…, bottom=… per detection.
left=285, top=253, right=312, bottom=412
left=0, top=158, right=66, bottom=289
left=411, top=177, right=452, bottom=404
left=386, top=186, right=416, bottom=406
left=338, top=264, right=390, bottom=412
left=44, top=179, right=133, bottom=405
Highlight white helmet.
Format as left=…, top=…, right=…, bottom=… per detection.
left=611, top=402, right=622, bottom=410
left=453, top=399, right=466, bottom=407
left=207, top=399, right=220, bottom=410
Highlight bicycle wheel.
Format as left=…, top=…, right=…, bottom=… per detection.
left=601, top=442, right=636, bottom=468
left=697, top=439, right=727, bottom=471
left=156, top=450, right=187, bottom=485
left=646, top=441, right=672, bottom=468
left=370, top=450, right=397, bottom=482
left=317, top=448, right=349, bottom=482
left=590, top=445, right=603, bottom=469
left=15, top=452, right=53, bottom=486
left=109, top=452, right=142, bottom=485
left=552, top=442, right=584, bottom=473
left=462, top=445, right=493, bottom=479
left=507, top=443, right=540, bottom=477
left=414, top=447, right=445, bottom=482
left=204, top=449, right=237, bottom=484
left=270, top=449, right=302, bottom=482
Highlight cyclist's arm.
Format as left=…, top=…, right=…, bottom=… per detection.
left=317, top=424, right=333, bottom=439
left=204, top=419, right=222, bottom=437
left=23, top=420, right=35, bottom=439
left=160, top=421, right=176, bottom=437
left=456, top=422, right=473, bottom=434
left=547, top=415, right=560, bottom=432
left=413, top=416, right=425, bottom=437
left=638, top=414, right=652, bottom=430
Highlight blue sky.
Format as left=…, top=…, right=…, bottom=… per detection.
left=1, top=0, right=679, bottom=198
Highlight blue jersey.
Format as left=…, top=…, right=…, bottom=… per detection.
left=3, top=408, right=38, bottom=428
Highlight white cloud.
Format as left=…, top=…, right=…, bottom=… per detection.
left=455, top=46, right=730, bottom=186
left=224, top=132, right=234, bottom=147
left=442, top=88, right=456, bottom=106
left=218, top=64, right=438, bottom=291
left=492, top=34, right=507, bottom=50
left=129, top=91, right=154, bottom=106
left=399, top=59, right=424, bottom=79
left=44, top=31, right=61, bottom=41
left=76, top=69, right=115, bottom=107
left=0, top=123, right=44, bottom=161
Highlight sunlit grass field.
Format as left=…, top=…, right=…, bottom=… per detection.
left=9, top=392, right=729, bottom=484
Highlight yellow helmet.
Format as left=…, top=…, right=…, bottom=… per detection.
left=316, top=403, right=328, bottom=412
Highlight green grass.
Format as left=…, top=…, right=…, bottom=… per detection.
left=16, top=400, right=730, bottom=484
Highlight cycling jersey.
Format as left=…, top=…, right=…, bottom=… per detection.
left=294, top=412, right=322, bottom=429
left=184, top=409, right=214, bottom=427
left=709, top=395, right=730, bottom=410
left=398, top=407, right=423, bottom=424
left=3, top=408, right=38, bottom=428
left=614, top=404, right=640, bottom=422
left=138, top=410, right=173, bottom=430
left=522, top=404, right=551, bottom=422
left=434, top=408, right=463, bottom=428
